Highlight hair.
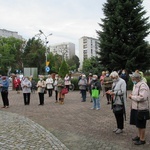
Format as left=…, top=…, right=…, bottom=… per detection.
left=110, top=71, right=119, bottom=78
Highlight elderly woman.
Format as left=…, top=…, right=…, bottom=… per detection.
left=78, top=74, right=87, bottom=102
left=21, top=77, right=32, bottom=105
left=36, top=75, right=46, bottom=105
left=106, top=71, right=126, bottom=134
left=129, top=72, right=149, bottom=145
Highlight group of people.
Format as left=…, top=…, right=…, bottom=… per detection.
left=78, top=69, right=149, bottom=145
left=15, top=74, right=71, bottom=106
left=0, top=70, right=149, bottom=145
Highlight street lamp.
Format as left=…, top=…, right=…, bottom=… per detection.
left=38, top=30, right=52, bottom=73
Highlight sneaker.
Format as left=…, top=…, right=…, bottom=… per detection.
left=91, top=107, right=95, bottom=110
left=113, top=128, right=118, bottom=132
left=132, top=136, right=140, bottom=141
left=96, top=108, right=100, bottom=110
left=115, top=129, right=123, bottom=134
left=134, top=140, right=146, bottom=145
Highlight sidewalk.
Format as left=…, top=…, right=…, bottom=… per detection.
left=0, top=110, right=69, bottom=150
left=0, top=90, right=150, bottom=150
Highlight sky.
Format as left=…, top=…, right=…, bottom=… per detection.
left=0, top=0, right=150, bottom=56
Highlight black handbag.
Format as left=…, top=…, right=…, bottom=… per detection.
left=113, top=105, right=123, bottom=114
left=137, top=109, right=150, bottom=120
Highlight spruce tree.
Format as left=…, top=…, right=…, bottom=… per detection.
left=97, top=0, right=150, bottom=72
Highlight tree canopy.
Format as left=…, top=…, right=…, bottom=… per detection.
left=97, top=0, right=150, bottom=72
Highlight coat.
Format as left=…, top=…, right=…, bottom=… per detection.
left=131, top=81, right=150, bottom=110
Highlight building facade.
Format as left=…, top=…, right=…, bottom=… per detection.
left=0, top=29, right=23, bottom=40
left=79, top=36, right=99, bottom=69
left=50, top=42, right=75, bottom=60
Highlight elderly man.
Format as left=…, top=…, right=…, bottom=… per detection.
left=129, top=72, right=150, bottom=145
left=106, top=71, right=126, bottom=134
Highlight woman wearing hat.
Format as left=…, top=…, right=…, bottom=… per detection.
left=129, top=72, right=150, bottom=145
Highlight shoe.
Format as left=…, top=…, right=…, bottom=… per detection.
left=5, top=106, right=9, bottom=108
left=113, top=128, right=118, bottom=132
left=134, top=140, right=146, bottom=145
left=107, top=101, right=110, bottom=105
left=132, top=136, right=140, bottom=141
left=115, top=129, right=123, bottom=134
left=96, top=108, right=100, bottom=110
left=91, top=107, right=95, bottom=110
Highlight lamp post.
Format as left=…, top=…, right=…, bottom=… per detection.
left=38, top=30, right=52, bottom=73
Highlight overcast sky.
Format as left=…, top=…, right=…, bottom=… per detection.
left=0, top=0, right=150, bottom=55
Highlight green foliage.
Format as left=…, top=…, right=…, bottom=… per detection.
left=0, top=37, right=24, bottom=75
left=97, top=0, right=150, bottom=72
left=71, top=78, right=79, bottom=90
left=82, top=57, right=105, bottom=76
left=66, top=55, right=80, bottom=71
left=58, top=60, right=69, bottom=78
left=23, top=37, right=46, bottom=74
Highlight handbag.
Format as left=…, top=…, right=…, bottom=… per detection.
left=61, top=88, right=68, bottom=95
left=92, top=89, right=99, bottom=98
left=137, top=109, right=150, bottom=120
left=44, top=89, right=47, bottom=94
left=112, top=91, right=124, bottom=114
left=113, top=105, right=123, bottom=114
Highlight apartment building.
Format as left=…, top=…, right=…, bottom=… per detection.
left=79, top=36, right=99, bottom=69
left=50, top=42, right=75, bottom=60
left=0, top=29, right=23, bottom=40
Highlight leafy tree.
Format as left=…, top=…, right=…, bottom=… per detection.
left=23, top=38, right=46, bottom=74
left=58, top=60, right=69, bottom=78
left=47, top=53, right=62, bottom=73
left=82, top=57, right=105, bottom=76
left=66, top=55, right=80, bottom=71
left=0, top=37, right=24, bottom=75
left=97, top=0, right=150, bottom=72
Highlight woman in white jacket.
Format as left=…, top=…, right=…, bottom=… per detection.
left=21, top=77, right=32, bottom=105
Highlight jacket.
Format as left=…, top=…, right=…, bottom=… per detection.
left=112, top=78, right=126, bottom=108
left=131, top=81, right=150, bottom=110
left=37, top=80, right=46, bottom=93
left=21, top=79, right=32, bottom=93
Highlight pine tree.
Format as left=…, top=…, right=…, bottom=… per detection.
left=97, top=0, right=150, bottom=72
left=58, top=60, right=69, bottom=78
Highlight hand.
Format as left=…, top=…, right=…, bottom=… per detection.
left=128, top=94, right=132, bottom=99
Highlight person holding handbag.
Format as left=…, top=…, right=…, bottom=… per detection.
left=106, top=71, right=126, bottom=134
left=129, top=72, right=150, bottom=145
left=90, top=75, right=101, bottom=110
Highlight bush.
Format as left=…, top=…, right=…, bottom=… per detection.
left=71, top=78, right=79, bottom=90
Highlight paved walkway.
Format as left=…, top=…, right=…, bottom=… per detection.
left=0, top=111, right=69, bottom=150
left=0, top=90, right=150, bottom=150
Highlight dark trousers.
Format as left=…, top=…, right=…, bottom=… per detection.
left=65, top=85, right=69, bottom=91
left=23, top=93, right=30, bottom=105
left=81, top=90, right=86, bottom=101
left=1, top=91, right=9, bottom=107
left=114, top=112, right=124, bottom=129
left=105, top=87, right=111, bottom=102
left=38, top=93, right=44, bottom=105
left=48, top=89, right=53, bottom=97
left=55, top=90, right=58, bottom=101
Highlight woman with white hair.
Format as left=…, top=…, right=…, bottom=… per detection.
left=106, top=71, right=126, bottom=134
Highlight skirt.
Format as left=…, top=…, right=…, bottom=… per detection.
left=130, top=109, right=147, bottom=129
